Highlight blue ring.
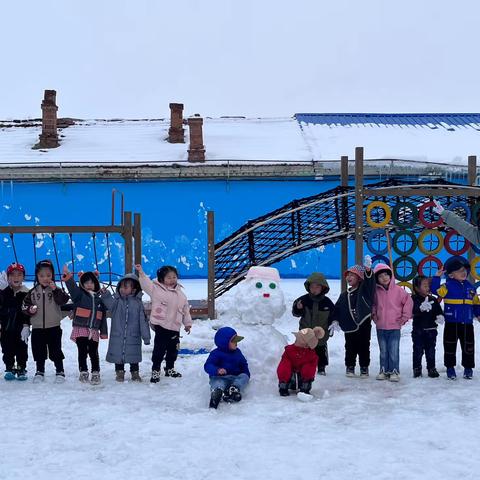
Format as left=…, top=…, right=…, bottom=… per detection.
left=367, top=229, right=389, bottom=255
left=371, top=254, right=390, bottom=266
left=449, top=201, right=471, bottom=222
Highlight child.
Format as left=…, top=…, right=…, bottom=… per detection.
left=204, top=326, right=250, bottom=409
left=277, top=326, right=325, bottom=398
left=373, top=263, right=413, bottom=382
left=334, top=255, right=375, bottom=377
left=431, top=256, right=480, bottom=380
left=22, top=259, right=70, bottom=383
left=411, top=275, right=444, bottom=378
left=292, top=272, right=336, bottom=375
left=62, top=266, right=108, bottom=385
left=99, top=274, right=151, bottom=382
left=0, top=263, right=30, bottom=380
left=135, top=263, right=192, bottom=383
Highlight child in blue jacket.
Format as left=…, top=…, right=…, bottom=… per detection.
left=204, top=326, right=250, bottom=409
left=431, top=256, right=480, bottom=380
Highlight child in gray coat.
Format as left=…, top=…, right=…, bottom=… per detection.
left=100, top=274, right=151, bottom=382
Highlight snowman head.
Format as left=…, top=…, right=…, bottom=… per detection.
left=233, top=266, right=286, bottom=325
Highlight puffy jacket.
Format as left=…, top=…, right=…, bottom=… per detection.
left=204, top=327, right=250, bottom=377
left=431, top=276, right=480, bottom=324
left=22, top=285, right=70, bottom=329
left=139, top=272, right=192, bottom=332
left=372, top=264, right=413, bottom=330
left=277, top=344, right=318, bottom=383
left=0, top=286, right=30, bottom=334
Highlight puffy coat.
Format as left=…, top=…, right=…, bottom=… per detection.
left=204, top=327, right=250, bottom=377
left=0, top=286, right=30, bottom=334
left=277, top=344, right=318, bottom=383
left=22, top=285, right=70, bottom=329
left=100, top=274, right=151, bottom=364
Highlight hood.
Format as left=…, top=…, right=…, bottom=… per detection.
left=373, top=263, right=395, bottom=287
left=214, top=326, right=239, bottom=352
left=304, top=272, right=330, bottom=294
left=116, top=273, right=142, bottom=297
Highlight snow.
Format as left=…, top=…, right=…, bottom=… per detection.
left=3, top=278, right=480, bottom=479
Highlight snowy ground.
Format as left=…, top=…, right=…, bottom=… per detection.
left=2, top=279, right=480, bottom=480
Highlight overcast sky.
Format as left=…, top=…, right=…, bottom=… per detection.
left=1, top=0, right=478, bottom=118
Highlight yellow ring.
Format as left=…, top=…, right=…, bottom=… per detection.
left=397, top=281, right=413, bottom=293
left=471, top=257, right=480, bottom=281
left=418, top=229, right=444, bottom=255
left=366, top=201, right=391, bottom=228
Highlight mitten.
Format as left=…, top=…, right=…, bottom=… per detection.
left=419, top=298, right=433, bottom=312
left=435, top=315, right=445, bottom=325
left=21, top=326, right=31, bottom=344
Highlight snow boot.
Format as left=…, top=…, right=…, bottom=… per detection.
left=279, top=382, right=290, bottom=396
left=346, top=366, right=356, bottom=377
left=115, top=370, right=125, bottom=383
left=209, top=388, right=223, bottom=409
left=79, top=371, right=89, bottom=383
left=150, top=370, right=161, bottom=383
left=428, top=368, right=440, bottom=378
left=55, top=371, right=66, bottom=384
left=360, top=367, right=369, bottom=378
left=299, top=380, right=312, bottom=394
left=413, top=367, right=422, bottom=378
left=4, top=371, right=16, bottom=381
left=447, top=367, right=457, bottom=380
left=16, top=369, right=27, bottom=381
left=164, top=368, right=182, bottom=378
left=90, top=371, right=101, bottom=385
left=33, top=371, right=45, bottom=383
left=223, top=385, right=241, bottom=403
left=463, top=368, right=473, bottom=380
left=131, top=371, right=142, bottom=382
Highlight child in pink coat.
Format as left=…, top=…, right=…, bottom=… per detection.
left=136, top=264, right=192, bottom=383
left=373, top=263, right=413, bottom=382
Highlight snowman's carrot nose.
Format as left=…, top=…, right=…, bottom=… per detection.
left=263, top=293, right=270, bottom=298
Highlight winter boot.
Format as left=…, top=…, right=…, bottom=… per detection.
left=164, top=368, right=182, bottom=378
left=413, top=367, right=422, bottom=378
left=428, top=368, right=440, bottom=378
left=115, top=370, right=125, bottom=383
left=376, top=370, right=388, bottom=381
left=299, top=380, right=312, bottom=394
left=209, top=388, right=223, bottom=409
left=90, top=371, right=101, bottom=385
left=79, top=371, right=89, bottom=383
left=279, top=382, right=290, bottom=396
left=446, top=367, right=457, bottom=380
left=223, top=385, right=242, bottom=403
left=463, top=368, right=473, bottom=380
left=389, top=370, right=400, bottom=382
left=360, top=367, right=369, bottom=378
left=317, top=367, right=326, bottom=376
left=131, top=371, right=142, bottom=382
left=33, top=371, right=45, bottom=383
left=4, top=370, right=16, bottom=381
left=150, top=370, right=161, bottom=383
left=346, top=366, right=356, bottom=377
left=16, top=369, right=28, bottom=381
left=54, top=371, right=66, bottom=384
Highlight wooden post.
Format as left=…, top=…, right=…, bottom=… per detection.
left=354, top=147, right=364, bottom=265
left=468, top=156, right=477, bottom=276
left=207, top=210, right=216, bottom=319
left=123, top=211, right=133, bottom=274
left=340, top=155, right=349, bottom=292
left=133, top=213, right=142, bottom=267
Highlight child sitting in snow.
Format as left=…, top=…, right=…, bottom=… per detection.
left=62, top=265, right=108, bottom=385
left=204, top=326, right=250, bottom=409
left=431, top=256, right=480, bottom=380
left=411, top=275, right=444, bottom=379
left=373, top=263, right=413, bottom=382
left=99, top=274, right=151, bottom=382
left=135, top=263, right=192, bottom=383
left=334, top=255, right=375, bottom=377
left=292, top=272, right=336, bottom=375
left=277, top=326, right=325, bottom=398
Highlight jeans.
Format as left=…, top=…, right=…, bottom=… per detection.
left=209, top=373, right=250, bottom=392
left=377, top=329, right=400, bottom=374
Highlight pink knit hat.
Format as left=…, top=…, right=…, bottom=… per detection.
left=344, top=265, right=365, bottom=280
left=245, top=266, right=281, bottom=282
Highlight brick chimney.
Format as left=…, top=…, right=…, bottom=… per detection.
left=37, top=90, right=59, bottom=149
left=168, top=103, right=185, bottom=143
left=187, top=115, right=206, bottom=162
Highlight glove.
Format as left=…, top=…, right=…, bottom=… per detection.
left=435, top=315, right=445, bottom=325
left=328, top=321, right=341, bottom=334
left=419, top=298, right=433, bottom=312
left=28, top=305, right=38, bottom=315
left=433, top=200, right=444, bottom=215
left=364, top=255, right=372, bottom=269
left=21, top=326, right=30, bottom=344
left=474, top=317, right=480, bottom=323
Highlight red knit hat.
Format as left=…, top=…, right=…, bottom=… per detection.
left=344, top=265, right=365, bottom=280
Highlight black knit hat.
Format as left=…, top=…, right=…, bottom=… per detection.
left=79, top=271, right=100, bottom=292
left=444, top=256, right=470, bottom=276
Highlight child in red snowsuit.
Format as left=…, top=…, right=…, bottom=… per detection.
left=277, top=326, right=325, bottom=396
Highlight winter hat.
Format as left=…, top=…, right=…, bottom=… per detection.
left=7, top=262, right=25, bottom=276
left=293, top=327, right=325, bottom=349
left=245, top=266, right=281, bottom=283
left=344, top=264, right=365, bottom=280
left=304, top=272, right=330, bottom=294
left=444, top=256, right=470, bottom=276
left=79, top=271, right=100, bottom=292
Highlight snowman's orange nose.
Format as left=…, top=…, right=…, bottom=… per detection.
left=263, top=293, right=270, bottom=298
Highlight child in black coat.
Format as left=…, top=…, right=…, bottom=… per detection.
left=411, top=275, right=444, bottom=378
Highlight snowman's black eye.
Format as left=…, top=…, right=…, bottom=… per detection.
left=269, top=283, right=276, bottom=289
left=255, top=282, right=263, bottom=288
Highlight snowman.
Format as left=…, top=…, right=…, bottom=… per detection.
left=218, top=266, right=287, bottom=382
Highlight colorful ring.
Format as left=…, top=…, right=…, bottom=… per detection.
left=393, top=256, right=418, bottom=281
left=371, top=254, right=390, bottom=267
left=449, top=201, right=471, bottom=223
left=470, top=257, right=480, bottom=281
left=418, top=201, right=443, bottom=228
left=392, top=230, right=417, bottom=256
left=417, top=229, right=444, bottom=255
left=391, top=202, right=418, bottom=228
left=397, top=281, right=413, bottom=293
left=366, top=229, right=389, bottom=255
left=444, top=230, right=471, bottom=255
left=366, top=201, right=391, bottom=228
left=418, top=256, right=443, bottom=277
